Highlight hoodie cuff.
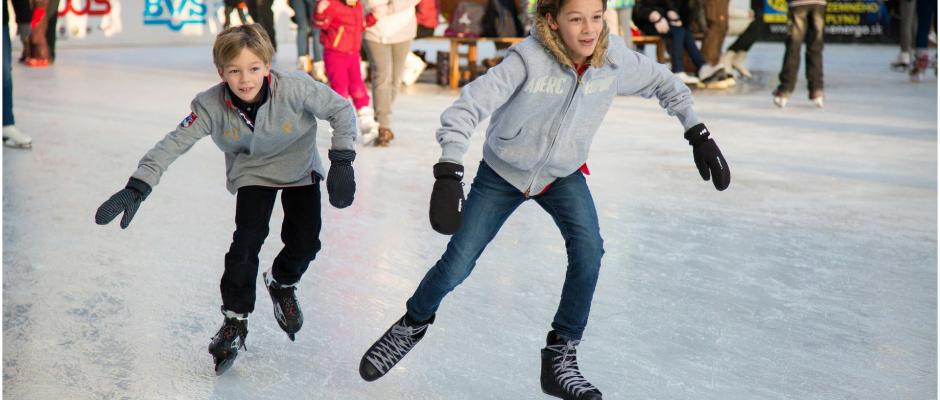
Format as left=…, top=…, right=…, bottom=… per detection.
left=439, top=142, right=467, bottom=165
left=675, top=105, right=702, bottom=132
left=331, top=135, right=356, bottom=151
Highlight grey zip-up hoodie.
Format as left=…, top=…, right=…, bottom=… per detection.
left=436, top=16, right=701, bottom=195
left=131, top=69, right=357, bottom=194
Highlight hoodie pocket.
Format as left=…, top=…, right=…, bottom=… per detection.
left=497, top=128, right=524, bottom=141
left=487, top=127, right=542, bottom=171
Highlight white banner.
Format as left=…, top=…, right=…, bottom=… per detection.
left=9, top=0, right=299, bottom=47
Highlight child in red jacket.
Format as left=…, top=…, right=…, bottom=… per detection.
left=315, top=0, right=379, bottom=144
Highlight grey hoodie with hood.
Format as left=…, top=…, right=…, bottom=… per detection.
left=436, top=16, right=701, bottom=195
left=131, top=69, right=357, bottom=194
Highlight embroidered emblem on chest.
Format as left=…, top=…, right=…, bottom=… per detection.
left=281, top=121, right=292, bottom=134
left=223, top=128, right=240, bottom=141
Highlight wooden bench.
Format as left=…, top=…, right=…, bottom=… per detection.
left=420, top=36, right=525, bottom=89
left=633, top=34, right=667, bottom=63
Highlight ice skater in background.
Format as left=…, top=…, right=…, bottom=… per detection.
left=357, top=0, right=730, bottom=397
left=94, top=24, right=359, bottom=375
left=314, top=0, right=381, bottom=144
left=772, top=0, right=826, bottom=108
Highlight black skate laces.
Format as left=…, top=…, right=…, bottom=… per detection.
left=365, top=319, right=428, bottom=373
left=270, top=285, right=299, bottom=319
left=215, top=319, right=248, bottom=350
left=546, top=340, right=599, bottom=396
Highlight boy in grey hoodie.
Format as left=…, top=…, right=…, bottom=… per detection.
left=358, top=0, right=730, bottom=397
left=94, top=24, right=359, bottom=375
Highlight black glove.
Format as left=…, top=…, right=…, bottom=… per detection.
left=429, top=162, right=465, bottom=235
left=95, top=178, right=152, bottom=229
left=327, top=149, right=356, bottom=208
left=684, top=123, right=730, bottom=191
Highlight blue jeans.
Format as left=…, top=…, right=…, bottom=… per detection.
left=3, top=21, right=14, bottom=127
left=915, top=0, right=937, bottom=49
left=406, top=161, right=605, bottom=340
left=291, top=0, right=323, bottom=61
left=666, top=26, right=705, bottom=73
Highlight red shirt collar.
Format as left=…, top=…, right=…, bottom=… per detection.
left=574, top=62, right=589, bottom=76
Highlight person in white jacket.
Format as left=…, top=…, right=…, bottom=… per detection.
left=363, top=0, right=420, bottom=146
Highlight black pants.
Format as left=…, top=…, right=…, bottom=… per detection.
left=776, top=4, right=825, bottom=94
left=727, top=8, right=764, bottom=52
left=246, top=0, right=277, bottom=51
left=221, top=184, right=322, bottom=314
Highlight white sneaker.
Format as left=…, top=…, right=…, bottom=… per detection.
left=773, top=95, right=788, bottom=108
left=731, top=51, right=752, bottom=79
left=697, top=63, right=726, bottom=81
left=357, top=107, right=379, bottom=145
left=2, top=125, right=32, bottom=149
left=674, top=72, right=701, bottom=85
left=311, top=61, right=328, bottom=83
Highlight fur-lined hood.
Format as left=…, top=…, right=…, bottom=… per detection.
left=531, top=13, right=612, bottom=70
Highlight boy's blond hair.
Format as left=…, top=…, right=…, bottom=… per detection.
left=212, top=24, right=275, bottom=70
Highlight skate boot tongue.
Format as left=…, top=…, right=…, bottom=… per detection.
left=542, top=331, right=603, bottom=400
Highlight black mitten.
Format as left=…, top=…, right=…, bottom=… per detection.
left=684, top=123, right=730, bottom=191
left=327, top=149, right=356, bottom=208
left=429, top=162, right=465, bottom=235
left=95, top=177, right=152, bottom=229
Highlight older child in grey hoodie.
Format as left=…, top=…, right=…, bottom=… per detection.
left=358, top=0, right=730, bottom=396
left=94, top=24, right=359, bottom=376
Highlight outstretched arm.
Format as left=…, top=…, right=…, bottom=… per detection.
left=97, top=100, right=212, bottom=228
left=618, top=49, right=730, bottom=191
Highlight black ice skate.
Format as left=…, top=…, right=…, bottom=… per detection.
left=540, top=331, right=603, bottom=400
left=359, top=314, right=435, bottom=381
left=208, top=307, right=248, bottom=376
left=263, top=270, right=303, bottom=341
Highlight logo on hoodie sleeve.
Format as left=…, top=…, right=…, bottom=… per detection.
left=179, top=112, right=198, bottom=128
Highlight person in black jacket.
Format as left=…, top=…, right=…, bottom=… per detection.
left=634, top=0, right=724, bottom=85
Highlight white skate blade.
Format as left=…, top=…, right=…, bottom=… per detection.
left=3, top=139, right=32, bottom=149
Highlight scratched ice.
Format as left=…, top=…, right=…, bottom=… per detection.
left=3, top=41, right=936, bottom=399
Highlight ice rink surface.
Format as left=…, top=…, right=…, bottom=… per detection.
left=3, top=40, right=937, bottom=399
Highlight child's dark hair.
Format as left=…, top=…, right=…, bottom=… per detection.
left=536, top=0, right=607, bottom=18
